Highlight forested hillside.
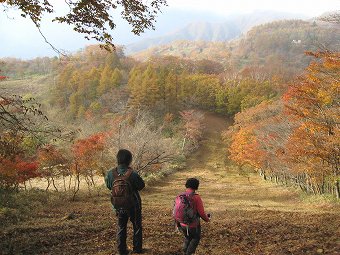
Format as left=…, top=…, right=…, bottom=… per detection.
left=231, top=20, right=340, bottom=78
left=52, top=46, right=131, bottom=120
left=53, top=45, right=278, bottom=120
left=133, top=20, right=340, bottom=80
left=132, top=40, right=231, bottom=63
left=0, top=57, right=58, bottom=78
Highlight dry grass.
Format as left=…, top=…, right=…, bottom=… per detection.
left=0, top=75, right=53, bottom=98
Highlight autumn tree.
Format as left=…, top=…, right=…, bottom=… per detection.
left=226, top=98, right=295, bottom=181
left=180, top=110, right=204, bottom=152
left=111, top=68, right=123, bottom=87
left=128, top=67, right=144, bottom=108
left=284, top=51, right=340, bottom=198
left=106, top=112, right=177, bottom=174
left=221, top=77, right=279, bottom=115
left=71, top=133, right=107, bottom=197
left=142, top=64, right=160, bottom=108
left=0, top=95, right=61, bottom=189
left=97, top=65, right=113, bottom=94
left=225, top=51, right=340, bottom=199
left=0, top=157, right=39, bottom=190
left=37, top=145, right=69, bottom=191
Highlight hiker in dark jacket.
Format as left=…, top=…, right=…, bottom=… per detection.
left=175, top=178, right=210, bottom=255
left=105, top=149, right=145, bottom=255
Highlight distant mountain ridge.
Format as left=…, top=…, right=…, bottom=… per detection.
left=125, top=11, right=306, bottom=54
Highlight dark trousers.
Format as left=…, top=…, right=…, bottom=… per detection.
left=116, top=207, right=142, bottom=255
left=179, top=225, right=201, bottom=255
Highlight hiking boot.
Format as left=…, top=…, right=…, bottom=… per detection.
left=116, top=250, right=129, bottom=255
left=130, top=249, right=145, bottom=254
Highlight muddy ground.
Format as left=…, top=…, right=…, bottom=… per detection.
left=1, top=113, right=339, bottom=255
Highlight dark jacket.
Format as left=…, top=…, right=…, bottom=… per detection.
left=105, top=165, right=145, bottom=210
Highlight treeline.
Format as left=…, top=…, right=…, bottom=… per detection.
left=0, top=57, right=58, bottom=78
left=53, top=45, right=279, bottom=119
left=128, top=61, right=279, bottom=115
left=133, top=40, right=231, bottom=64
left=225, top=52, right=340, bottom=199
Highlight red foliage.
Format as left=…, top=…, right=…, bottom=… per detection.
left=72, top=133, right=107, bottom=174
left=16, top=160, right=40, bottom=183
left=0, top=157, right=39, bottom=187
left=38, top=145, right=66, bottom=167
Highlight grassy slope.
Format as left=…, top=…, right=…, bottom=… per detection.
left=1, top=113, right=339, bottom=255
left=0, top=75, right=53, bottom=99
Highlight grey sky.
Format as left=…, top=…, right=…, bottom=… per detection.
left=168, top=0, right=340, bottom=16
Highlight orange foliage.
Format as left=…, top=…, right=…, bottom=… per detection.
left=226, top=51, right=339, bottom=197
left=72, top=133, right=107, bottom=175
left=284, top=51, right=340, bottom=176
left=228, top=127, right=266, bottom=169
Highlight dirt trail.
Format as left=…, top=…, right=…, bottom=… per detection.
left=1, top=112, right=339, bottom=255
left=142, top=112, right=340, bottom=255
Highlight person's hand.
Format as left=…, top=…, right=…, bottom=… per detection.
left=207, top=213, right=211, bottom=220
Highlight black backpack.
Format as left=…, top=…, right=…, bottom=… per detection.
left=111, top=168, right=134, bottom=209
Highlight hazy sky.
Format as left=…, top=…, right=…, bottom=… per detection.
left=168, top=0, right=340, bottom=16
left=0, top=0, right=339, bottom=59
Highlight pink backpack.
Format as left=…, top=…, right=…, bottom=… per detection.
left=173, top=192, right=198, bottom=224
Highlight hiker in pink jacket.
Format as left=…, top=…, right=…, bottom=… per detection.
left=173, top=178, right=210, bottom=255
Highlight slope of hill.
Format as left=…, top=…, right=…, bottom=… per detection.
left=132, top=19, right=340, bottom=78
left=132, top=40, right=231, bottom=63
left=1, top=112, right=339, bottom=254
left=230, top=19, right=340, bottom=75
left=125, top=11, right=305, bottom=54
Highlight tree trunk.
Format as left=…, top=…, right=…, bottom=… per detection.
left=46, top=178, right=51, bottom=191
left=335, top=180, right=340, bottom=200
left=90, top=174, right=96, bottom=187
left=72, top=173, right=81, bottom=201
left=63, top=175, right=67, bottom=192
left=85, top=176, right=92, bottom=194
left=181, top=136, right=187, bottom=152
left=68, top=175, right=72, bottom=191
left=51, top=176, right=58, bottom=192
left=261, top=169, right=267, bottom=180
